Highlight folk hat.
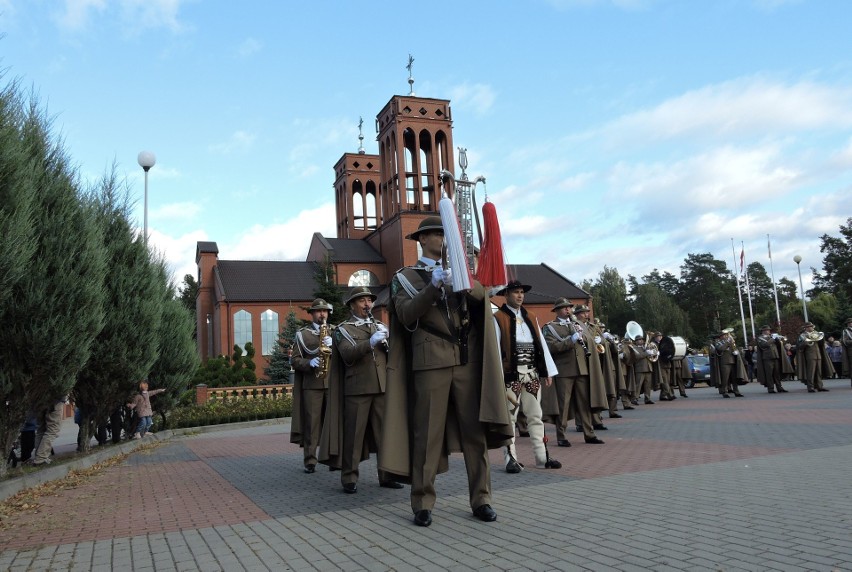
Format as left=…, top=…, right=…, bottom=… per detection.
left=497, top=279, right=532, bottom=296
left=551, top=297, right=574, bottom=312
left=573, top=304, right=591, bottom=315
left=309, top=298, right=333, bottom=312
left=345, top=286, right=377, bottom=306
left=405, top=216, right=444, bottom=240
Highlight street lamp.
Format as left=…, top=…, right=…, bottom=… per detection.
left=793, top=255, right=809, bottom=322
left=137, top=151, right=156, bottom=245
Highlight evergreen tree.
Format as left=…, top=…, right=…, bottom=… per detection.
left=148, top=268, right=200, bottom=421
left=177, top=273, right=199, bottom=314
left=590, top=266, right=632, bottom=336
left=265, top=310, right=302, bottom=383
left=678, top=253, right=738, bottom=343
left=73, top=176, right=165, bottom=450
left=0, top=90, right=109, bottom=473
left=312, top=254, right=346, bottom=325
left=633, top=283, right=692, bottom=341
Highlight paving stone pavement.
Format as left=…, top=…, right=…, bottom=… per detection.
left=2, top=378, right=852, bottom=571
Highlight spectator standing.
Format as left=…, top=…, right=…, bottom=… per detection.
left=127, top=381, right=165, bottom=439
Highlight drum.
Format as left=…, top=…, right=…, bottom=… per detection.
left=671, top=336, right=688, bottom=361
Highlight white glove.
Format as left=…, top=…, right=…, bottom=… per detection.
left=618, top=352, right=624, bottom=360
left=594, top=335, right=602, bottom=344
left=431, top=267, right=447, bottom=287
left=309, top=357, right=321, bottom=368
left=571, top=332, right=582, bottom=342
left=322, top=336, right=333, bottom=347
left=772, top=333, right=779, bottom=339
left=370, top=330, right=388, bottom=348
left=732, top=350, right=739, bottom=356
left=603, top=332, right=613, bottom=341
left=376, top=323, right=388, bottom=334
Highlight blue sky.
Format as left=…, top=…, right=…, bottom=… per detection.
left=2, top=0, right=851, bottom=296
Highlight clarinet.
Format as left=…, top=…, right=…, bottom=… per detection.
left=366, top=308, right=389, bottom=352
left=572, top=320, right=592, bottom=358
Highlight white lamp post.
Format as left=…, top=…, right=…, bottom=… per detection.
left=793, top=255, right=809, bottom=322
left=137, top=151, right=156, bottom=245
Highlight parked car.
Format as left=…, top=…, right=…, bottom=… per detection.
left=686, top=354, right=711, bottom=388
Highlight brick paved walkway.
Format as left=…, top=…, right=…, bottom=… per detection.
left=2, top=378, right=851, bottom=571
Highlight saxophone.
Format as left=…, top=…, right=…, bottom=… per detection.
left=315, top=318, right=332, bottom=378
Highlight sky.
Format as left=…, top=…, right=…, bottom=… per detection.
left=2, top=0, right=851, bottom=298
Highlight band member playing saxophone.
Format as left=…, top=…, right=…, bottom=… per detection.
left=494, top=280, right=562, bottom=471
left=290, top=298, right=335, bottom=473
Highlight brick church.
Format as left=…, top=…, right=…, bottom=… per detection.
left=195, top=84, right=590, bottom=376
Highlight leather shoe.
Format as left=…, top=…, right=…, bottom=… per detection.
left=304, top=465, right=316, bottom=474
left=681, top=394, right=688, bottom=398
left=584, top=436, right=605, bottom=444
left=659, top=396, right=671, bottom=401
left=808, top=388, right=816, bottom=393
left=818, top=388, right=829, bottom=392
left=609, top=412, right=622, bottom=419
left=722, top=393, right=731, bottom=398
left=342, top=483, right=357, bottom=494
left=644, top=400, right=655, bottom=405
left=506, top=459, right=523, bottom=474
left=593, top=423, right=608, bottom=430
left=380, top=481, right=404, bottom=489
left=734, top=393, right=744, bottom=397
left=768, top=390, right=776, bottom=393
left=537, top=458, right=562, bottom=469
left=413, top=510, right=432, bottom=527
left=557, top=439, right=571, bottom=447
left=575, top=425, right=583, bottom=433
left=518, top=431, right=530, bottom=437
left=624, top=405, right=635, bottom=410
left=472, top=504, right=497, bottom=522
left=779, top=388, right=788, bottom=393
left=630, top=399, right=639, bottom=405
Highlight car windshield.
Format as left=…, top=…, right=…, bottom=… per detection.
left=691, top=356, right=709, bottom=365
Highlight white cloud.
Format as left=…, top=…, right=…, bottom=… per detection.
left=120, top=0, right=188, bottom=33
left=53, top=0, right=107, bottom=31
left=150, top=201, right=202, bottom=221
left=237, top=37, right=262, bottom=58
left=226, top=203, right=337, bottom=262
left=598, top=77, right=852, bottom=147
left=208, top=131, right=256, bottom=155
left=449, top=83, right=497, bottom=117
left=148, top=227, right=209, bottom=284
left=51, top=0, right=189, bottom=34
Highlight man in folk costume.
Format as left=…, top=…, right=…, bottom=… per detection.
left=290, top=298, right=334, bottom=473
left=318, top=286, right=404, bottom=494
left=494, top=281, right=562, bottom=471
left=796, top=322, right=833, bottom=392
left=755, top=325, right=789, bottom=394
left=841, top=317, right=852, bottom=385
left=710, top=330, right=747, bottom=398
left=379, top=217, right=513, bottom=528
left=543, top=299, right=607, bottom=446
left=653, top=331, right=677, bottom=401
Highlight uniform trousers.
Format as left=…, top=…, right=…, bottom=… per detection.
left=410, top=365, right=491, bottom=513
left=301, top=388, right=326, bottom=468
left=556, top=376, right=594, bottom=439
left=658, top=365, right=674, bottom=398
left=763, top=359, right=783, bottom=391
left=505, top=366, right=547, bottom=466
left=801, top=357, right=824, bottom=390
left=718, top=363, right=740, bottom=395
left=342, top=393, right=387, bottom=485
left=635, top=372, right=653, bottom=401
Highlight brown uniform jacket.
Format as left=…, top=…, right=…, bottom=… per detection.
left=289, top=324, right=332, bottom=445
left=378, top=264, right=513, bottom=481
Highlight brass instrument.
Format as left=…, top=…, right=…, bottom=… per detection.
left=803, top=330, right=824, bottom=345
left=315, top=318, right=332, bottom=378
left=645, top=337, right=660, bottom=362
left=624, top=321, right=646, bottom=364
left=586, top=319, right=607, bottom=354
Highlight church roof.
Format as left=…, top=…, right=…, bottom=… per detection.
left=324, top=238, right=385, bottom=263
left=506, top=263, right=590, bottom=304
left=215, top=260, right=319, bottom=302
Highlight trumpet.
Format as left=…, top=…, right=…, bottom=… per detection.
left=585, top=319, right=607, bottom=354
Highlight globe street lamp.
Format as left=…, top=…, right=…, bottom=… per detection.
left=137, top=151, right=156, bottom=245
left=793, top=255, right=809, bottom=323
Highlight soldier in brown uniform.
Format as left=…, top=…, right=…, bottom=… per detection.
left=543, top=299, right=606, bottom=446
left=319, top=286, right=404, bottom=493
left=756, top=325, right=788, bottom=394
left=797, top=322, right=829, bottom=392
left=290, top=299, right=334, bottom=473
left=379, top=217, right=513, bottom=528
left=631, top=335, right=657, bottom=404
left=711, top=330, right=746, bottom=398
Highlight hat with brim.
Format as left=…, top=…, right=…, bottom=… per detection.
left=496, top=279, right=532, bottom=296
left=760, top=325, right=772, bottom=332
left=309, top=298, right=333, bottom=312
left=802, top=321, right=815, bottom=328
left=405, top=216, right=444, bottom=240
left=551, top=297, right=574, bottom=312
left=846, top=317, right=852, bottom=325
left=345, top=286, right=377, bottom=306
left=573, top=304, right=591, bottom=315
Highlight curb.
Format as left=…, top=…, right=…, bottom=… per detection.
left=0, top=417, right=290, bottom=502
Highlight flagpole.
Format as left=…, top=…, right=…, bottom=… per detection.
left=742, top=241, right=756, bottom=342
left=731, top=238, right=748, bottom=347
left=767, top=234, right=781, bottom=328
